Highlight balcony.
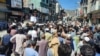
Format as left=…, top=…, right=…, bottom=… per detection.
left=81, top=4, right=88, bottom=8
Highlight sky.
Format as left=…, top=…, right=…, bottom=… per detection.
left=58, top=0, right=80, bottom=10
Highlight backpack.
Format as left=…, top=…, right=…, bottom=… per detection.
left=58, top=43, right=72, bottom=56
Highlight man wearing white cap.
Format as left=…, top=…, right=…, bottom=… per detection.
left=77, top=36, right=91, bottom=55
left=44, top=28, right=52, bottom=42
left=84, top=37, right=90, bottom=42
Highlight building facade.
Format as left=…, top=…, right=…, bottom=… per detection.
left=6, top=0, right=24, bottom=22
left=80, top=0, right=100, bottom=24
left=87, top=0, right=100, bottom=24
left=23, top=0, right=50, bottom=22
left=80, top=0, right=88, bottom=17
left=49, top=0, right=57, bottom=21
left=0, top=0, right=10, bottom=21
left=23, top=0, right=57, bottom=22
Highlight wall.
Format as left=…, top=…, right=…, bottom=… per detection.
left=91, top=0, right=100, bottom=11
left=0, top=3, right=7, bottom=20
left=28, top=0, right=41, bottom=10
left=0, top=12, right=5, bottom=20
left=95, top=0, right=99, bottom=10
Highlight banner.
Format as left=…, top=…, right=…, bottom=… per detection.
left=11, top=0, right=22, bottom=9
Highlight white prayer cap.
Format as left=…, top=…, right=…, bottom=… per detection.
left=45, top=28, right=49, bottom=31
left=49, top=25, right=53, bottom=28
left=84, top=37, right=90, bottom=42
left=67, top=34, right=71, bottom=38
left=81, top=28, right=83, bottom=31
left=12, top=23, right=16, bottom=26
left=28, top=22, right=33, bottom=25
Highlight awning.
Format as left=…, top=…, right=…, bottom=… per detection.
left=90, top=10, right=100, bottom=14
left=0, top=8, right=11, bottom=13
left=12, top=11, right=24, bottom=16
left=89, top=10, right=100, bottom=18
left=40, top=7, right=49, bottom=14
left=23, top=8, right=30, bottom=13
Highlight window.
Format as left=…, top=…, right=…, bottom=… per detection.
left=96, top=18, right=100, bottom=24
left=99, top=2, right=100, bottom=9
left=46, top=0, right=48, bottom=4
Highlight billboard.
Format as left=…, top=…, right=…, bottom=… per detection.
left=0, top=0, right=6, bottom=3
left=11, top=0, right=22, bottom=9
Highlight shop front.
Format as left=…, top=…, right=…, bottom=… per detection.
left=8, top=11, right=24, bottom=22
left=88, top=10, right=100, bottom=24
left=6, top=0, right=23, bottom=22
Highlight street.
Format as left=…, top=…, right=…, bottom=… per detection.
left=0, top=0, right=100, bottom=56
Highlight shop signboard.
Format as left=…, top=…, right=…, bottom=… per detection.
left=11, top=0, right=22, bottom=9
left=41, top=7, right=49, bottom=14
left=0, top=0, right=6, bottom=3
left=12, top=11, right=23, bottom=16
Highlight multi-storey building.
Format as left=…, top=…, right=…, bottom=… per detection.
left=89, top=0, right=100, bottom=24
left=80, top=0, right=100, bottom=24
left=80, top=0, right=88, bottom=17
left=23, top=0, right=52, bottom=22
left=49, top=0, right=57, bottom=21
left=6, top=0, right=24, bottom=22
left=23, top=0, right=50, bottom=14
left=23, top=0, right=57, bottom=22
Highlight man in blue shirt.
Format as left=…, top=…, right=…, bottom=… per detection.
left=2, top=28, right=13, bottom=56
left=24, top=40, right=39, bottom=56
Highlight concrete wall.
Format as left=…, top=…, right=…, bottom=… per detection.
left=0, top=3, right=7, bottom=20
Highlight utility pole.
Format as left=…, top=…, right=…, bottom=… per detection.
left=32, top=3, right=34, bottom=12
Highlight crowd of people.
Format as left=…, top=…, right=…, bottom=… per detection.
left=0, top=19, right=100, bottom=56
